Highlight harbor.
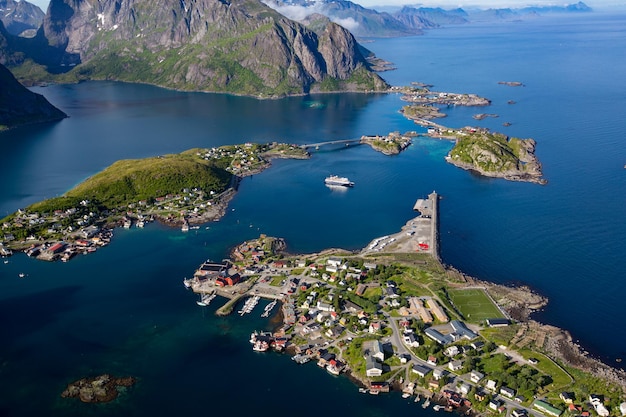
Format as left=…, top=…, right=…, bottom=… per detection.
left=178, top=190, right=623, bottom=417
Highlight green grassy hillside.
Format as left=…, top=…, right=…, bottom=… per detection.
left=62, top=152, right=231, bottom=208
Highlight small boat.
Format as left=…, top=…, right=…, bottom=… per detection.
left=196, top=293, right=215, bottom=306
left=18, top=273, right=25, bottom=278
left=358, top=388, right=367, bottom=394
left=433, top=405, right=442, bottom=411
left=252, top=340, right=269, bottom=352
left=422, top=399, right=431, bottom=409
left=261, top=300, right=278, bottom=317
left=415, top=394, right=421, bottom=402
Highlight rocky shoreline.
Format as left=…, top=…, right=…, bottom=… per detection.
left=446, top=135, right=547, bottom=185
left=446, top=158, right=547, bottom=185
left=446, top=268, right=626, bottom=390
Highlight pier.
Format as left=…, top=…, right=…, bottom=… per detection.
left=361, top=191, right=439, bottom=258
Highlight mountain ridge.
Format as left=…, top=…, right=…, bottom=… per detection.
left=0, top=60, right=66, bottom=130
left=3, top=0, right=388, bottom=97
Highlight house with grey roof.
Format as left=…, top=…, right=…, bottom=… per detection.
left=425, top=327, right=454, bottom=345
left=412, top=364, right=432, bottom=378
left=366, top=356, right=383, bottom=377
left=450, top=320, right=478, bottom=340
left=363, top=340, right=385, bottom=362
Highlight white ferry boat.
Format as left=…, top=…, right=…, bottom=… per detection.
left=324, top=175, right=354, bottom=187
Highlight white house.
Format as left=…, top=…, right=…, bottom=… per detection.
left=327, top=257, right=343, bottom=267
left=470, top=370, right=484, bottom=383
left=403, top=332, right=420, bottom=348
left=445, top=345, right=460, bottom=357
left=448, top=360, right=463, bottom=372
left=500, top=386, right=516, bottom=398
left=619, top=402, right=626, bottom=416
left=369, top=322, right=381, bottom=334
left=486, top=379, right=497, bottom=391
left=489, top=400, right=503, bottom=411
left=317, top=301, right=334, bottom=312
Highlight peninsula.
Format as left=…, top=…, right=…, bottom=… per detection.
left=184, top=193, right=626, bottom=416
left=0, top=143, right=309, bottom=259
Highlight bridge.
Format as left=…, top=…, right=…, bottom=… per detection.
left=300, top=138, right=362, bottom=149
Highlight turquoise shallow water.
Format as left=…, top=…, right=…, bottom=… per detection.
left=1, top=12, right=626, bottom=416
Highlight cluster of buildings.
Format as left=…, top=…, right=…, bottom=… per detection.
left=183, top=234, right=625, bottom=417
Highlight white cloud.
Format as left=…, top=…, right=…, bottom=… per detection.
left=330, top=16, right=360, bottom=31
left=261, top=0, right=320, bottom=20
left=262, top=0, right=360, bottom=31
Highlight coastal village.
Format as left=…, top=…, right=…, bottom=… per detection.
left=0, top=86, right=614, bottom=410
left=0, top=82, right=547, bottom=266
left=182, top=192, right=626, bottom=417
left=0, top=142, right=310, bottom=263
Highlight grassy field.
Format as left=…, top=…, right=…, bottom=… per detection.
left=448, top=288, right=505, bottom=322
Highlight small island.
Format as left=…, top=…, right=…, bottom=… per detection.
left=392, top=85, right=491, bottom=107
left=498, top=81, right=525, bottom=87
left=445, top=128, right=546, bottom=185
left=473, top=113, right=499, bottom=120
left=360, top=132, right=415, bottom=155
left=184, top=193, right=626, bottom=415
left=394, top=82, right=546, bottom=185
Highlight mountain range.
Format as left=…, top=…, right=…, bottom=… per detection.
left=0, top=0, right=388, bottom=97
left=263, top=0, right=592, bottom=38
left=0, top=0, right=592, bottom=127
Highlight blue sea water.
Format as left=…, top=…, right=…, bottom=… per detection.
left=1, top=12, right=625, bottom=416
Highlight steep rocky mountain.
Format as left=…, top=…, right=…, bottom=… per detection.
left=393, top=7, right=468, bottom=28
left=262, top=0, right=424, bottom=38
left=0, top=62, right=66, bottom=130
left=0, top=0, right=44, bottom=36
left=23, top=0, right=387, bottom=96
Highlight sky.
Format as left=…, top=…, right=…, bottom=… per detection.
left=25, top=0, right=622, bottom=14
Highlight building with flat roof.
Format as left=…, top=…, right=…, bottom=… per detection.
left=487, top=318, right=510, bottom=327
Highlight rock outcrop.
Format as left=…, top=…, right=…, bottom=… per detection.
left=61, top=374, right=136, bottom=403
left=0, top=62, right=66, bottom=130
left=25, top=0, right=388, bottom=96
